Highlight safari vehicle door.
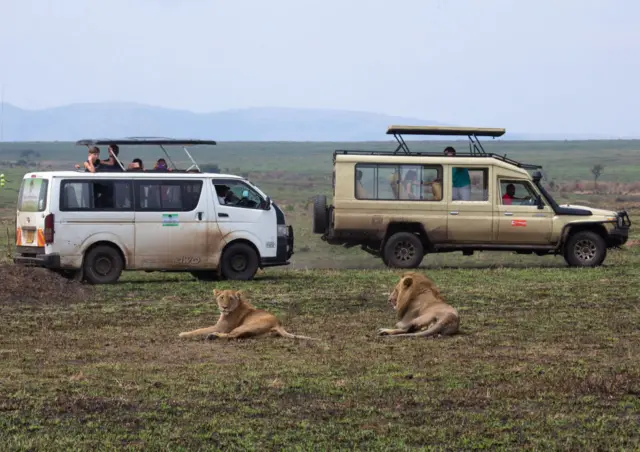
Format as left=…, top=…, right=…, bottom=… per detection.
left=133, top=177, right=211, bottom=269
left=446, top=165, right=494, bottom=242
left=495, top=178, right=553, bottom=244
left=211, top=178, right=277, bottom=259
left=16, top=174, right=51, bottom=250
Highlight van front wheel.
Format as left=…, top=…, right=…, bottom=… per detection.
left=220, top=243, right=259, bottom=280
left=83, top=245, right=124, bottom=284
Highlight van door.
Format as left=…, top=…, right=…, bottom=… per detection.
left=446, top=166, right=494, bottom=242
left=133, top=178, right=210, bottom=269
left=212, top=179, right=277, bottom=260
left=495, top=179, right=553, bottom=244
left=16, top=174, right=51, bottom=251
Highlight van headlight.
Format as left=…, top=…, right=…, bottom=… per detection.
left=277, top=225, right=288, bottom=236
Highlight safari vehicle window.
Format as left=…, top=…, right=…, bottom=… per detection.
left=355, top=164, right=443, bottom=201
left=18, top=177, right=49, bottom=212
left=214, top=180, right=266, bottom=209
left=450, top=167, right=489, bottom=202
left=135, top=180, right=202, bottom=212
left=60, top=180, right=133, bottom=211
left=499, top=180, right=540, bottom=206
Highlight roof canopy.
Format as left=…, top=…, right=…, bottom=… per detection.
left=75, top=137, right=217, bottom=146
left=386, top=125, right=506, bottom=138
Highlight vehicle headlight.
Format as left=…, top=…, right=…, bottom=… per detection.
left=277, top=225, right=287, bottom=236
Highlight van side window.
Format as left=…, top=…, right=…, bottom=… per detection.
left=451, top=167, right=489, bottom=202
left=499, top=180, right=539, bottom=206
left=135, top=180, right=202, bottom=212
left=60, top=180, right=133, bottom=211
left=355, top=164, right=443, bottom=201
left=213, top=180, right=266, bottom=209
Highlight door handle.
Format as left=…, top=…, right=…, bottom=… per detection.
left=218, top=213, right=229, bottom=218
left=504, top=212, right=513, bottom=216
left=197, top=212, right=203, bottom=221
left=449, top=211, right=459, bottom=215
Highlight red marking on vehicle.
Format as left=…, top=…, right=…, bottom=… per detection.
left=511, top=219, right=527, bottom=227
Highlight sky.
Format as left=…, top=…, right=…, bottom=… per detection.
left=0, top=0, right=639, bottom=136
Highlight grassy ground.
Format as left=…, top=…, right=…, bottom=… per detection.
left=1, top=251, right=639, bottom=449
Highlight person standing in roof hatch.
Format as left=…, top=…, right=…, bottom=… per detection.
left=445, top=146, right=470, bottom=201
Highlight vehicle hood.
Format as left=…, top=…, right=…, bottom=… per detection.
left=558, top=204, right=616, bottom=217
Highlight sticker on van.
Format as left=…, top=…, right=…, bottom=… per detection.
left=162, top=213, right=179, bottom=227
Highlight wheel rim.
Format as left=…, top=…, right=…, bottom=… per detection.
left=574, top=239, right=597, bottom=262
left=230, top=254, right=248, bottom=272
left=393, top=240, right=416, bottom=262
left=94, top=255, right=114, bottom=276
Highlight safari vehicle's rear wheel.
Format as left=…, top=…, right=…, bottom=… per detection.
left=220, top=242, right=259, bottom=280
left=564, top=230, right=607, bottom=267
left=312, top=195, right=328, bottom=234
left=82, top=245, right=124, bottom=284
left=383, top=232, right=424, bottom=269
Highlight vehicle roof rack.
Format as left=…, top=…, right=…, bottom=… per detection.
left=75, top=137, right=217, bottom=172
left=333, top=124, right=542, bottom=170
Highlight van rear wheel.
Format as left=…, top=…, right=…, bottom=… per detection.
left=220, top=243, right=259, bottom=280
left=83, top=245, right=124, bottom=284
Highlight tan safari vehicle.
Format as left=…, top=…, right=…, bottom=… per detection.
left=312, top=125, right=631, bottom=268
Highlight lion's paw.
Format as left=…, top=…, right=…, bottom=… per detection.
left=377, top=328, right=393, bottom=336
left=206, top=333, right=220, bottom=340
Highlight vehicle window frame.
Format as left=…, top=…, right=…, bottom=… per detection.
left=59, top=179, right=134, bottom=212
left=498, top=179, right=545, bottom=207
left=212, top=179, right=267, bottom=210
left=449, top=166, right=490, bottom=203
left=18, top=177, right=50, bottom=212
left=134, top=179, right=203, bottom=212
left=354, top=163, right=443, bottom=202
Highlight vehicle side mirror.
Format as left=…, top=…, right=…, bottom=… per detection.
left=264, top=196, right=271, bottom=210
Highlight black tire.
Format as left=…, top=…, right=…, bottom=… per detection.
left=563, top=230, right=607, bottom=267
left=312, top=195, right=328, bottom=234
left=190, top=271, right=220, bottom=282
left=220, top=242, right=259, bottom=280
left=82, top=245, right=124, bottom=284
left=383, top=232, right=424, bottom=269
left=52, top=269, right=83, bottom=282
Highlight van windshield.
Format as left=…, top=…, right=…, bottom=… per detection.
left=18, top=177, right=49, bottom=212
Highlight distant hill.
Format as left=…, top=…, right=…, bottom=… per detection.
left=0, top=102, right=627, bottom=142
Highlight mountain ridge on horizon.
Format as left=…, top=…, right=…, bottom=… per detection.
left=0, top=101, right=631, bottom=142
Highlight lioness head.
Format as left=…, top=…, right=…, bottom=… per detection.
left=388, top=272, right=440, bottom=312
left=213, top=289, right=244, bottom=315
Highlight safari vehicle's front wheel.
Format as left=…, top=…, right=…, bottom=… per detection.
left=383, top=232, right=424, bottom=269
left=564, top=230, right=607, bottom=267
left=220, top=242, right=259, bottom=280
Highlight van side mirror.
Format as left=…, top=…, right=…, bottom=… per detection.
left=264, top=196, right=271, bottom=210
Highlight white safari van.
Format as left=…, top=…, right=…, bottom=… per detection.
left=13, top=138, right=294, bottom=283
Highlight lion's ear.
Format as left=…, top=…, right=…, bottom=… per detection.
left=213, top=289, right=220, bottom=297
left=402, top=277, right=413, bottom=288
left=236, top=290, right=245, bottom=298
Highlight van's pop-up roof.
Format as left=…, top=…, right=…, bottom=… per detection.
left=75, top=137, right=217, bottom=172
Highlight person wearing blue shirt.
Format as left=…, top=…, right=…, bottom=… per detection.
left=445, top=147, right=470, bottom=201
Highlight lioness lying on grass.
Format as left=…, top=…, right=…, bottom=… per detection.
left=378, top=271, right=460, bottom=338
left=179, top=289, right=318, bottom=341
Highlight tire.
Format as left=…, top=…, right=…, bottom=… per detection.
left=220, top=242, right=259, bottom=280
left=563, top=230, right=607, bottom=267
left=190, top=271, right=220, bottom=282
left=383, top=232, right=424, bottom=269
left=52, top=269, right=83, bottom=282
left=82, top=245, right=124, bottom=284
left=312, top=195, right=328, bottom=234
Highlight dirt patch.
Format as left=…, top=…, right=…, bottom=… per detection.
left=625, top=240, right=640, bottom=248
left=0, top=264, right=91, bottom=304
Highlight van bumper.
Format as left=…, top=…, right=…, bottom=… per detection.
left=14, top=252, right=61, bottom=269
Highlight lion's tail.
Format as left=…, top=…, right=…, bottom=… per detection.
left=274, top=326, right=320, bottom=341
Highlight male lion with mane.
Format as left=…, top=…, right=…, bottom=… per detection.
left=378, top=271, right=460, bottom=338
left=179, top=289, right=318, bottom=341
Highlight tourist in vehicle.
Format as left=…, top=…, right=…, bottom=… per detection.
left=445, top=146, right=470, bottom=201
left=127, top=158, right=144, bottom=171
left=153, top=158, right=171, bottom=171
left=75, top=146, right=102, bottom=173
left=355, top=169, right=369, bottom=198
left=400, top=169, right=419, bottom=199
left=99, top=144, right=125, bottom=171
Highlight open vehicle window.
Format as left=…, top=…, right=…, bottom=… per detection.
left=355, top=164, right=443, bottom=201
left=499, top=180, right=541, bottom=206
left=213, top=180, right=266, bottom=209
left=18, top=178, right=49, bottom=212
left=450, top=167, right=489, bottom=202
left=135, top=180, right=202, bottom=211
left=60, top=180, right=133, bottom=211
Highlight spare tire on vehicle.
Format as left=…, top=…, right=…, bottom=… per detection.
left=313, top=195, right=328, bottom=234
